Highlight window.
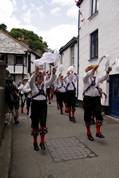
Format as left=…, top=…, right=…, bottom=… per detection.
left=91, top=0, right=99, bottom=15
left=15, top=55, right=24, bottom=65
left=0, top=54, right=7, bottom=63
left=90, top=30, right=98, bottom=60
left=70, top=46, right=75, bottom=65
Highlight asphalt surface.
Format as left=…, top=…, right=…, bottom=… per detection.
left=4, top=101, right=119, bottom=178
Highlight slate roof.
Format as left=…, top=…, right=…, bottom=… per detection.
left=0, top=30, right=41, bottom=57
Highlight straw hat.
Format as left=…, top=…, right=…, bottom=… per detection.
left=85, top=65, right=97, bottom=72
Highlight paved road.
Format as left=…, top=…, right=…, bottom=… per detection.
left=9, top=101, right=119, bottom=178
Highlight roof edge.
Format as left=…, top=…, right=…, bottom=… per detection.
left=0, top=30, right=41, bottom=57
left=59, top=37, right=77, bottom=53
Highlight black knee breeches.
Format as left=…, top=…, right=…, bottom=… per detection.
left=83, top=96, right=103, bottom=124
left=30, top=100, right=47, bottom=129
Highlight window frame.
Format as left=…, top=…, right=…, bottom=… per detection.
left=91, top=0, right=99, bottom=16
left=90, top=29, right=98, bottom=60
left=15, top=55, right=26, bottom=66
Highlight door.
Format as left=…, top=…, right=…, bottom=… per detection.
left=109, top=74, right=119, bottom=118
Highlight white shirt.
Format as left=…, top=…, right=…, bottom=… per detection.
left=22, top=82, right=32, bottom=98
left=18, top=84, right=25, bottom=94
left=56, top=81, right=66, bottom=93
left=29, top=73, right=56, bottom=101
left=65, top=73, right=77, bottom=91
left=83, top=70, right=109, bottom=97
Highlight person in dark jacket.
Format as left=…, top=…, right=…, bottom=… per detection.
left=5, top=75, right=20, bottom=124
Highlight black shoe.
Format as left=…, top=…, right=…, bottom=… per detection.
left=72, top=117, right=76, bottom=123
left=96, top=133, right=105, bottom=138
left=60, top=110, right=63, bottom=114
left=33, top=143, right=39, bottom=151
left=87, top=134, right=94, bottom=141
left=69, top=117, right=76, bottom=123
left=14, top=120, right=19, bottom=124
left=39, top=143, right=46, bottom=150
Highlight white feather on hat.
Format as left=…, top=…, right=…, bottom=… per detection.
left=67, top=65, right=75, bottom=72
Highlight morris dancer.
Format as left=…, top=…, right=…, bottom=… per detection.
left=83, top=65, right=112, bottom=141
left=22, top=81, right=32, bottom=115
left=18, top=77, right=28, bottom=113
left=65, top=70, right=77, bottom=123
left=55, top=74, right=66, bottom=114
left=29, top=66, right=56, bottom=151
left=45, top=72, right=52, bottom=104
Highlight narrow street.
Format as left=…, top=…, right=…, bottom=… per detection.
left=0, top=1, right=119, bottom=178
left=9, top=101, right=119, bottom=178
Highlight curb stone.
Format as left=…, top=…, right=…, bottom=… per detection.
left=0, top=114, right=13, bottom=178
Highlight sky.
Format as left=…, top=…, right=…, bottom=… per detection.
left=0, top=0, right=79, bottom=50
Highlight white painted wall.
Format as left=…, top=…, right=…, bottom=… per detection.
left=61, top=49, right=70, bottom=76
left=74, top=43, right=78, bottom=74
left=0, top=31, right=41, bottom=81
left=30, top=53, right=36, bottom=73
left=7, top=53, right=41, bottom=77
left=60, top=43, right=78, bottom=76
left=7, top=55, right=14, bottom=65
left=78, top=0, right=119, bottom=105
left=7, top=54, right=27, bottom=74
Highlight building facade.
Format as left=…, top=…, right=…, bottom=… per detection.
left=59, top=37, right=78, bottom=75
left=78, top=0, right=119, bottom=118
left=59, top=37, right=79, bottom=97
left=0, top=30, right=40, bottom=83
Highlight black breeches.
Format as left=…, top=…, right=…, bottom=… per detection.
left=8, top=98, right=19, bottom=111
left=55, top=91, right=59, bottom=102
left=46, top=88, right=51, bottom=100
left=30, top=100, right=47, bottom=129
left=83, top=96, right=103, bottom=124
left=66, top=90, right=76, bottom=109
left=26, top=97, right=31, bottom=110
left=57, top=92, right=66, bottom=108
left=20, top=94, right=27, bottom=108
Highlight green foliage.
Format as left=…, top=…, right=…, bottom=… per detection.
left=9, top=28, right=48, bottom=54
left=0, top=23, right=7, bottom=31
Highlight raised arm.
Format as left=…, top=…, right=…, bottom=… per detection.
left=97, top=66, right=112, bottom=84
left=23, top=82, right=31, bottom=93
left=45, top=67, right=57, bottom=87
left=83, top=65, right=99, bottom=83
left=29, top=72, right=36, bottom=91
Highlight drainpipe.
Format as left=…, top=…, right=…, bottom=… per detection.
left=76, top=7, right=81, bottom=101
